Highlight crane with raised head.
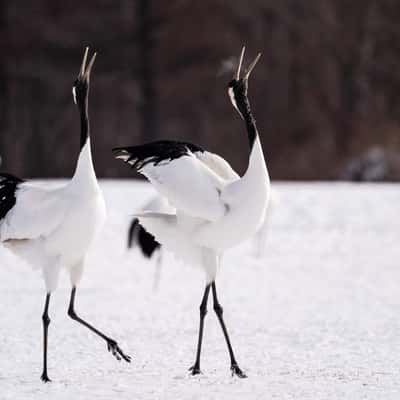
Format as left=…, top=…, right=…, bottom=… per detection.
left=0, top=47, right=131, bottom=382
left=114, top=47, right=269, bottom=378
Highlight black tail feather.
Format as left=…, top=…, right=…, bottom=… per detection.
left=128, top=218, right=161, bottom=258
left=127, top=218, right=139, bottom=249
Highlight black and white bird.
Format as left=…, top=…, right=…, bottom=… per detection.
left=114, top=47, right=270, bottom=378
left=0, top=48, right=130, bottom=383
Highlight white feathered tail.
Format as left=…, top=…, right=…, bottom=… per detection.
left=134, top=212, right=218, bottom=281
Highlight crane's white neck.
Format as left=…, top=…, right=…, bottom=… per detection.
left=245, top=134, right=268, bottom=174
left=71, top=138, right=99, bottom=190
left=231, top=134, right=269, bottom=239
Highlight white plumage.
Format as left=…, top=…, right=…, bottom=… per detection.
left=140, top=152, right=230, bottom=222
left=135, top=135, right=269, bottom=275
left=1, top=142, right=105, bottom=290
left=253, top=187, right=280, bottom=258
left=0, top=48, right=130, bottom=383
left=114, top=47, right=269, bottom=378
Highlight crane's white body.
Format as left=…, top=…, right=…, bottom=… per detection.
left=141, top=195, right=174, bottom=215
left=0, top=140, right=106, bottom=291
left=115, top=48, right=268, bottom=378
left=135, top=135, right=270, bottom=282
left=253, top=187, right=280, bottom=258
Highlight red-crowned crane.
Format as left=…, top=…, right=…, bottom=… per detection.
left=0, top=48, right=130, bottom=382
left=114, top=47, right=269, bottom=378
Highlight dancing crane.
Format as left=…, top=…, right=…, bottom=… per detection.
left=113, top=47, right=269, bottom=378
left=0, top=48, right=130, bottom=382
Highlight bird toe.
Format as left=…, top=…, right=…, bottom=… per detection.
left=231, top=364, right=247, bottom=378
left=40, top=373, right=52, bottom=383
left=188, top=365, right=202, bottom=376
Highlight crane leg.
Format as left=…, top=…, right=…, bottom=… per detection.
left=67, top=286, right=131, bottom=363
left=41, top=293, right=51, bottom=383
left=189, top=284, right=211, bottom=375
left=211, top=282, right=247, bottom=378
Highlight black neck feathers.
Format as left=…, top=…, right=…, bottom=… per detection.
left=79, top=97, right=89, bottom=149
left=230, top=80, right=258, bottom=150
left=241, top=97, right=257, bottom=150
left=73, top=48, right=96, bottom=151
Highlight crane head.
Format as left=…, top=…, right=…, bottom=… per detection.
left=72, top=47, right=96, bottom=106
left=228, top=46, right=261, bottom=119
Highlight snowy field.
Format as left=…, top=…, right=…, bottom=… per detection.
left=0, top=181, right=399, bottom=400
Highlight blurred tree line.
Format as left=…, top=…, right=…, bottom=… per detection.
left=0, top=0, right=399, bottom=180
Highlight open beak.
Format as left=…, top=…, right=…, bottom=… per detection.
left=244, top=53, right=261, bottom=81
left=234, top=46, right=262, bottom=81
left=78, top=46, right=97, bottom=81
left=85, top=52, right=97, bottom=80
left=78, top=47, right=89, bottom=79
left=236, top=46, right=246, bottom=80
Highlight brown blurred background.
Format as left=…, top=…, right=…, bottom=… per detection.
left=0, top=0, right=400, bottom=180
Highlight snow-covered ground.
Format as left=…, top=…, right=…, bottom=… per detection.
left=0, top=181, right=399, bottom=399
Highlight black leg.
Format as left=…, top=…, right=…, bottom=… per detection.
left=41, top=293, right=51, bottom=383
left=67, top=287, right=131, bottom=362
left=211, top=282, right=247, bottom=378
left=189, top=284, right=211, bottom=375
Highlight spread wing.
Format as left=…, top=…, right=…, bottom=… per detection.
left=196, top=151, right=240, bottom=181
left=113, top=141, right=237, bottom=221
left=142, top=194, right=175, bottom=214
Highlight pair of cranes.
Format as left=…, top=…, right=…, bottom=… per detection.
left=0, top=46, right=270, bottom=382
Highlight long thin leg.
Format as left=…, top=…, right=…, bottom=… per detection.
left=41, top=293, right=51, bottom=383
left=211, top=282, right=247, bottom=378
left=189, top=284, right=211, bottom=375
left=68, top=287, right=131, bottom=362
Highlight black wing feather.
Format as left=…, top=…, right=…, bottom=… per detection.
left=113, top=140, right=204, bottom=170
left=0, top=173, right=23, bottom=220
left=128, top=218, right=161, bottom=258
